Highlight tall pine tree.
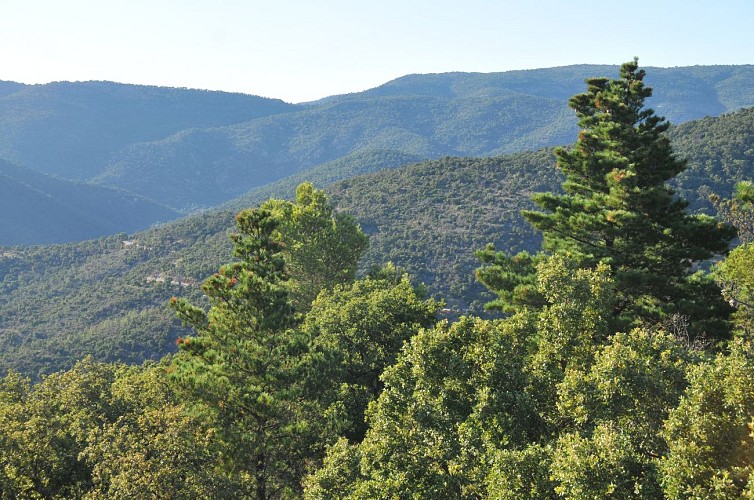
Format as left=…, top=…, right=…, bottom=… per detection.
left=170, top=208, right=325, bottom=499
left=481, top=59, right=735, bottom=337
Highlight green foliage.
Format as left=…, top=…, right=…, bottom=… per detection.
left=223, top=149, right=428, bottom=213
left=551, top=328, right=701, bottom=498
left=672, top=108, right=754, bottom=214
left=661, top=339, right=754, bottom=498
left=302, top=437, right=363, bottom=498
left=306, top=253, right=724, bottom=498
left=532, top=257, right=613, bottom=369
left=525, top=257, right=615, bottom=427
left=713, top=182, right=754, bottom=334
left=81, top=363, right=235, bottom=498
left=475, top=249, right=546, bottom=313
left=551, top=421, right=658, bottom=499
left=496, top=59, right=735, bottom=336
left=336, top=317, right=499, bottom=497
left=261, top=182, right=368, bottom=311
left=304, top=264, right=440, bottom=442
left=485, top=444, right=557, bottom=499
left=558, top=328, right=698, bottom=447
left=0, top=358, right=119, bottom=498
left=715, top=243, right=754, bottom=335
left=169, top=207, right=324, bottom=498
left=0, top=357, right=234, bottom=499
left=308, top=258, right=606, bottom=497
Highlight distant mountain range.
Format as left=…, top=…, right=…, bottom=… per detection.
left=0, top=157, right=179, bottom=245
left=1, top=64, right=753, bottom=244
left=1, top=105, right=752, bottom=377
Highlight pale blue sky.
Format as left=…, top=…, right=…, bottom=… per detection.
left=1, top=0, right=751, bottom=103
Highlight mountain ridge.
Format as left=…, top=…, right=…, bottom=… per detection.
left=1, top=106, right=752, bottom=376
left=1, top=64, right=753, bottom=245
left=0, top=157, right=180, bottom=245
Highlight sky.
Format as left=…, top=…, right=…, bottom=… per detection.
left=1, top=0, right=752, bottom=103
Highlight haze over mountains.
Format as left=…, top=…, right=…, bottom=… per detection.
left=1, top=104, right=753, bottom=377
left=1, top=62, right=753, bottom=376
left=1, top=64, right=753, bottom=244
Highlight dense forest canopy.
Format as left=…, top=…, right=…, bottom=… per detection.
left=1, top=62, right=754, bottom=498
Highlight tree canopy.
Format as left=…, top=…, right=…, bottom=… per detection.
left=480, top=59, right=735, bottom=339
left=2, top=63, right=754, bottom=498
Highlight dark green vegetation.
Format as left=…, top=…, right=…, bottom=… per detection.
left=222, top=149, right=428, bottom=212
left=483, top=60, right=735, bottom=337
left=2, top=106, right=754, bottom=377
left=0, top=212, right=233, bottom=376
left=2, top=61, right=754, bottom=498
left=671, top=106, right=754, bottom=210
left=2, top=65, right=753, bottom=243
left=328, top=151, right=559, bottom=311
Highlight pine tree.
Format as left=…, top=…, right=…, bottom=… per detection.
left=483, top=59, right=735, bottom=337
left=170, top=208, right=321, bottom=499
left=261, top=182, right=368, bottom=312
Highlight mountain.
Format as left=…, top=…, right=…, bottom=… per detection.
left=671, top=106, right=754, bottom=210
left=1, top=65, right=752, bottom=244
left=0, top=80, right=25, bottom=97
left=319, top=65, right=754, bottom=117
left=90, top=65, right=754, bottom=212
left=1, top=106, right=752, bottom=377
left=87, top=91, right=574, bottom=211
left=0, top=158, right=180, bottom=245
left=0, top=81, right=295, bottom=180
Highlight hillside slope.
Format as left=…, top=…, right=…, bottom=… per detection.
left=0, top=158, right=179, bottom=244
left=0, top=99, right=753, bottom=377
left=672, top=106, right=754, bottom=209
left=1, top=65, right=751, bottom=227
left=0, top=81, right=295, bottom=180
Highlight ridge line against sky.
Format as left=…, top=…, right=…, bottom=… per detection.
left=2, top=0, right=752, bottom=103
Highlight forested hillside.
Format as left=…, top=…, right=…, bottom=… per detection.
left=222, top=149, right=429, bottom=211
left=1, top=65, right=752, bottom=243
left=327, top=151, right=557, bottom=311
left=672, top=106, right=754, bottom=209
left=1, top=105, right=752, bottom=377
left=2, top=62, right=754, bottom=498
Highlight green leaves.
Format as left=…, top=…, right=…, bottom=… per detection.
left=304, top=265, right=440, bottom=442
left=262, top=182, right=368, bottom=312
left=169, top=207, right=316, bottom=497
left=661, top=340, right=754, bottom=498
left=165, top=189, right=370, bottom=497
left=488, top=60, right=736, bottom=336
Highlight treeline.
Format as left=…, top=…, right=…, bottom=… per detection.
left=1, top=62, right=754, bottom=498
left=2, top=105, right=754, bottom=378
